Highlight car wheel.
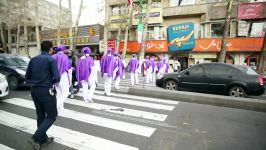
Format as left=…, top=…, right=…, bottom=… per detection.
left=8, top=76, right=19, bottom=90
left=229, top=86, right=246, bottom=97
left=165, top=80, right=178, bottom=90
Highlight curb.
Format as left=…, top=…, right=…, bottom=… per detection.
left=96, top=84, right=266, bottom=112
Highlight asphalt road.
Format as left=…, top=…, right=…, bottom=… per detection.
left=0, top=88, right=265, bottom=150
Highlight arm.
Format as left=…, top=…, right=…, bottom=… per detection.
left=25, top=60, right=32, bottom=83
left=50, top=58, right=60, bottom=83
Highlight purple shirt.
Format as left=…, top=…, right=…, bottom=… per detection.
left=76, top=55, right=94, bottom=84
left=112, top=57, right=125, bottom=80
left=128, top=58, right=139, bottom=73
left=100, top=54, right=114, bottom=77
left=52, top=52, right=70, bottom=76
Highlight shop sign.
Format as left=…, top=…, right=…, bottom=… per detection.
left=107, top=39, right=116, bottom=52
left=50, top=36, right=99, bottom=46
left=238, top=2, right=264, bottom=20
left=167, top=22, right=195, bottom=52
left=132, top=8, right=163, bottom=25
left=119, top=40, right=167, bottom=53
left=238, top=21, right=250, bottom=36
left=189, top=53, right=217, bottom=59
left=109, top=16, right=127, bottom=29
left=192, top=37, right=263, bottom=52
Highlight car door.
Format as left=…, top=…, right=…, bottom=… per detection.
left=179, top=65, right=208, bottom=92
left=203, top=64, right=235, bottom=94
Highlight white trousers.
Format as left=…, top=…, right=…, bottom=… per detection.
left=104, top=74, right=112, bottom=95
left=145, top=68, right=152, bottom=84
left=150, top=71, right=156, bottom=83
left=56, top=71, right=71, bottom=116
left=81, top=80, right=96, bottom=102
left=130, top=72, right=139, bottom=86
left=114, top=77, right=121, bottom=90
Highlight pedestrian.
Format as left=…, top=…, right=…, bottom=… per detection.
left=76, top=47, right=95, bottom=102
left=52, top=44, right=71, bottom=116
left=141, top=55, right=151, bottom=84
left=66, top=49, right=75, bottom=99
left=128, top=54, right=139, bottom=86
left=25, top=41, right=60, bottom=150
left=172, top=58, right=181, bottom=72
left=150, top=56, right=157, bottom=83
left=112, top=52, right=124, bottom=90
left=100, top=48, right=114, bottom=96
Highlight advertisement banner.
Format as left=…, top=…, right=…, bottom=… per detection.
left=109, top=16, right=127, bottom=29
left=132, top=8, right=162, bottom=25
left=237, top=2, right=264, bottom=20
left=119, top=40, right=167, bottom=53
left=167, top=22, right=195, bottom=52
left=107, top=39, right=116, bottom=52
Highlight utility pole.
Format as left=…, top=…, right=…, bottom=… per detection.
left=257, top=31, right=266, bottom=74
left=122, top=0, right=133, bottom=58
left=57, top=0, right=62, bottom=46
left=68, top=0, right=73, bottom=51
left=139, top=0, right=152, bottom=60
left=35, top=0, right=41, bottom=54
left=218, top=0, right=233, bottom=63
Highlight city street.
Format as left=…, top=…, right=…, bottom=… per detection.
left=0, top=87, right=266, bottom=150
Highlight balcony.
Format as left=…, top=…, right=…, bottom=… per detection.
left=163, top=4, right=207, bottom=17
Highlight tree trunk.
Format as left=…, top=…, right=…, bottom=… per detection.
left=0, top=23, right=7, bottom=51
left=122, top=0, right=133, bottom=58
left=35, top=0, right=41, bottom=53
left=73, top=0, right=83, bottom=53
left=16, top=24, right=21, bottom=55
left=139, top=0, right=152, bottom=60
left=57, top=0, right=62, bottom=46
left=7, top=0, right=12, bottom=53
left=115, top=27, right=122, bottom=53
left=257, top=33, right=266, bottom=74
left=68, top=0, right=73, bottom=50
left=218, top=0, right=233, bottom=63
left=24, top=25, right=29, bottom=57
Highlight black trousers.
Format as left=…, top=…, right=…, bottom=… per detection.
left=31, top=86, right=57, bottom=144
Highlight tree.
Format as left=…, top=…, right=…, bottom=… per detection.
left=122, top=0, right=133, bottom=58
left=68, top=0, right=73, bottom=50
left=0, top=22, right=6, bottom=51
left=23, top=0, right=29, bottom=56
left=73, top=0, right=83, bottom=53
left=57, top=0, right=62, bottom=46
left=257, top=33, right=266, bottom=74
left=35, top=0, right=41, bottom=53
left=218, top=0, right=233, bottom=63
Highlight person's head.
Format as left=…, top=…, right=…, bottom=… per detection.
left=107, top=48, right=112, bottom=54
left=145, top=55, right=150, bottom=60
left=132, top=54, right=137, bottom=58
left=82, top=47, right=91, bottom=55
left=41, top=41, right=53, bottom=54
left=114, top=52, right=119, bottom=57
left=55, top=44, right=66, bottom=53
left=151, top=56, right=155, bottom=61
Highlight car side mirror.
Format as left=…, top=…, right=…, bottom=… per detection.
left=185, top=71, right=190, bottom=75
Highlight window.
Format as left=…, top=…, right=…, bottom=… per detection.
left=204, top=64, right=231, bottom=76
left=170, top=0, right=196, bottom=6
left=211, top=23, right=231, bottom=37
left=188, top=66, right=204, bottom=75
left=146, top=26, right=163, bottom=40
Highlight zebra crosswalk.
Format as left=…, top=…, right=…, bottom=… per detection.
left=0, top=90, right=179, bottom=150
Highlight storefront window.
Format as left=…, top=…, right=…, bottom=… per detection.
left=147, top=26, right=163, bottom=40
left=211, top=23, right=230, bottom=37
left=250, top=22, right=266, bottom=37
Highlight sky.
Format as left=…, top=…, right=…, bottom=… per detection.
left=46, top=0, right=105, bottom=25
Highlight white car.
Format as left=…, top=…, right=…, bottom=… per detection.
left=0, top=73, right=9, bottom=98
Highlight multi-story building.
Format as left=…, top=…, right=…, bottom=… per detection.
left=105, top=0, right=266, bottom=69
left=0, top=0, right=71, bottom=57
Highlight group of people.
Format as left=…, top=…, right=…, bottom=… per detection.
left=25, top=40, right=171, bottom=150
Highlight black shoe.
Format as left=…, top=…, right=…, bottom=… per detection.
left=28, top=137, right=40, bottom=150
left=42, top=137, right=54, bottom=145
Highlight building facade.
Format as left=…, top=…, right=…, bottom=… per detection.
left=105, top=0, right=266, bottom=70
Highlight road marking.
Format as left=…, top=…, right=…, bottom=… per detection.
left=93, top=90, right=179, bottom=105
left=77, top=92, right=175, bottom=111
left=0, top=144, right=15, bottom=150
left=66, top=99, right=168, bottom=121
left=3, top=98, right=156, bottom=137
left=0, top=110, right=138, bottom=150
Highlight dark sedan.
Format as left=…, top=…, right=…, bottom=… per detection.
left=0, top=54, right=29, bottom=90
left=156, top=63, right=265, bottom=97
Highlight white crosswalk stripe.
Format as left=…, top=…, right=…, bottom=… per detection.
left=0, top=144, right=15, bottom=150
left=0, top=90, right=178, bottom=150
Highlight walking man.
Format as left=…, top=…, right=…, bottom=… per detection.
left=26, top=41, right=60, bottom=150
left=100, top=48, right=114, bottom=96
left=150, top=56, right=157, bottom=83
left=128, top=54, right=139, bottom=86
left=141, top=55, right=151, bottom=84
left=76, top=47, right=95, bottom=102
left=52, top=44, right=71, bottom=116
left=112, top=52, right=124, bottom=90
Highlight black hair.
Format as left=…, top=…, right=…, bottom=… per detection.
left=41, top=41, right=53, bottom=52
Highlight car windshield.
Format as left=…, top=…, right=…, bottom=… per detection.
left=235, top=66, right=258, bottom=75
left=6, top=57, right=29, bottom=66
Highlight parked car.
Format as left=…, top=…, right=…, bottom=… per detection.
left=0, top=73, right=9, bottom=98
left=156, top=62, right=265, bottom=97
left=0, top=54, right=29, bottom=90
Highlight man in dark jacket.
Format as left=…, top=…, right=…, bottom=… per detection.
left=26, top=41, right=60, bottom=150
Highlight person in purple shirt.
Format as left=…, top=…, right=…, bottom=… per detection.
left=76, top=47, right=95, bottom=102
left=141, top=55, right=152, bottom=84
left=100, top=48, right=114, bottom=96
left=112, top=52, right=124, bottom=90
left=52, top=44, right=71, bottom=116
left=128, top=54, right=139, bottom=86
left=149, top=56, right=157, bottom=83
